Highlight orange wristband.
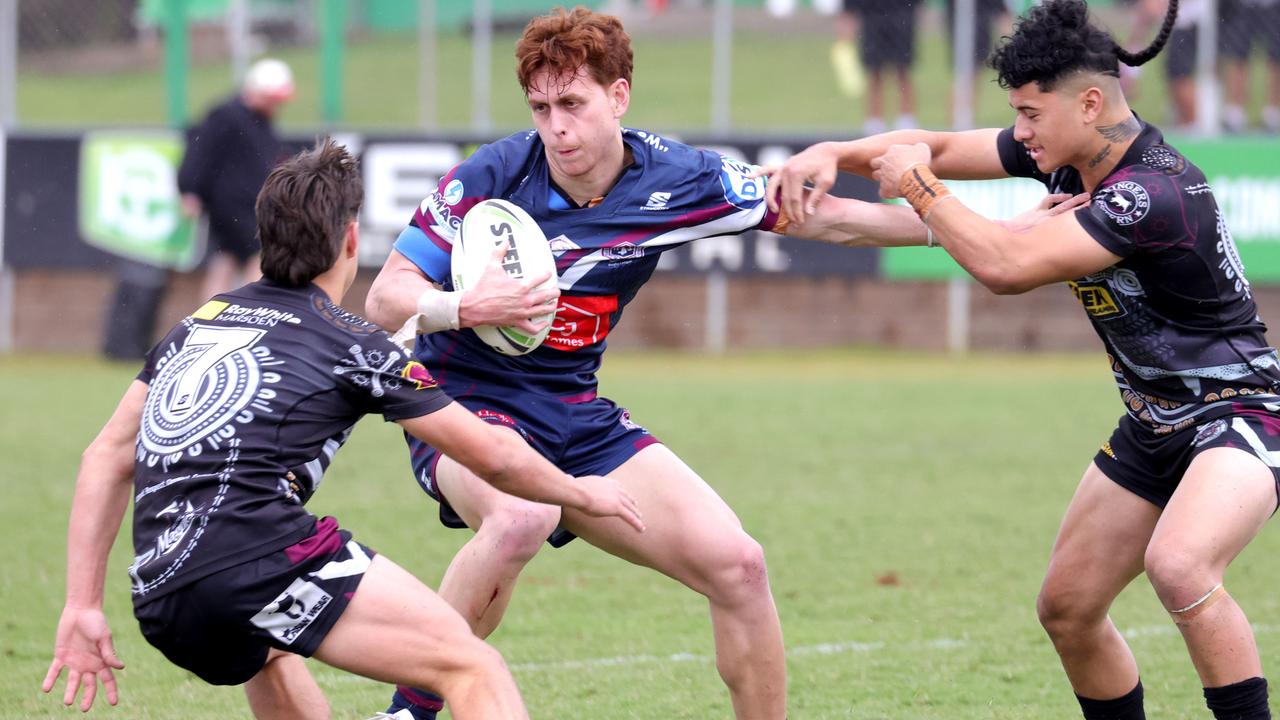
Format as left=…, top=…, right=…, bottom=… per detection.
left=898, top=164, right=953, bottom=221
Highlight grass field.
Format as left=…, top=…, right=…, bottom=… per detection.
left=4, top=349, right=1280, bottom=718
left=17, top=24, right=1280, bottom=134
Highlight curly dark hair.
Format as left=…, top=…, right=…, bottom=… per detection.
left=990, top=0, right=1178, bottom=91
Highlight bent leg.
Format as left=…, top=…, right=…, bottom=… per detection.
left=314, top=554, right=528, bottom=720
left=243, top=649, right=329, bottom=720
left=1037, top=462, right=1161, bottom=701
left=433, top=439, right=562, bottom=638
left=561, top=444, right=785, bottom=720
left=1145, top=446, right=1276, bottom=688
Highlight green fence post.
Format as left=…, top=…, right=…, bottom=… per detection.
left=163, top=0, right=190, bottom=128
left=321, top=0, right=345, bottom=125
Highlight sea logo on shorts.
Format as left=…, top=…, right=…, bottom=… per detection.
left=251, top=578, right=333, bottom=645
left=442, top=178, right=465, bottom=206
left=400, top=361, right=438, bottom=390
left=1099, top=180, right=1151, bottom=227
left=1068, top=278, right=1125, bottom=319
left=1193, top=418, right=1229, bottom=447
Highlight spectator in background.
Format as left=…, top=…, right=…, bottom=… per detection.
left=1220, top=0, right=1280, bottom=133
left=836, top=0, right=919, bottom=134
left=1128, top=0, right=1205, bottom=131
left=178, top=58, right=294, bottom=302
left=944, top=0, right=1012, bottom=125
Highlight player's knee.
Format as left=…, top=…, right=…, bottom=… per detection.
left=1144, top=543, right=1213, bottom=608
left=480, top=502, right=560, bottom=565
left=1036, top=583, right=1103, bottom=638
left=704, top=534, right=770, bottom=601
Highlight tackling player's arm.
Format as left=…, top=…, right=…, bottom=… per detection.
left=768, top=128, right=1010, bottom=223
left=43, top=381, right=146, bottom=711
left=397, top=404, right=644, bottom=532
left=875, top=144, right=1120, bottom=294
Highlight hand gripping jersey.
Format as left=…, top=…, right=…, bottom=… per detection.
left=998, top=119, right=1280, bottom=431
left=394, top=128, right=780, bottom=398
left=130, top=281, right=451, bottom=604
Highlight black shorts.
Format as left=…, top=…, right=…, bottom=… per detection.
left=1165, top=27, right=1199, bottom=80
left=849, top=3, right=919, bottom=70
left=1094, top=411, right=1280, bottom=508
left=208, top=227, right=261, bottom=264
left=133, top=517, right=375, bottom=686
left=1220, top=0, right=1280, bottom=61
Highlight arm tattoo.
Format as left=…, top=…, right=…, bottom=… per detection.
left=1088, top=144, right=1113, bottom=168
left=1096, top=115, right=1141, bottom=143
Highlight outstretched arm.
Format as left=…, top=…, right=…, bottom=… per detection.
left=398, top=403, right=644, bottom=532
left=43, top=381, right=146, bottom=712
left=873, top=143, right=1119, bottom=294
left=767, top=128, right=1009, bottom=224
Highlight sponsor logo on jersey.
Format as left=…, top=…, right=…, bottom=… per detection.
left=547, top=295, right=619, bottom=351
left=1100, top=440, right=1117, bottom=459
left=1194, top=418, right=1229, bottom=447
left=422, top=193, right=462, bottom=241
left=720, top=157, right=765, bottom=210
left=603, top=242, right=645, bottom=261
left=200, top=303, right=302, bottom=327
left=1098, top=180, right=1151, bottom=226
left=548, top=234, right=581, bottom=256
left=442, top=178, right=465, bottom=205
left=633, top=130, right=669, bottom=152
left=1184, top=182, right=1212, bottom=196
left=642, top=191, right=671, bottom=211
left=400, top=360, right=438, bottom=390
left=1068, top=278, right=1125, bottom=319
left=476, top=408, right=518, bottom=427
left=334, top=345, right=409, bottom=398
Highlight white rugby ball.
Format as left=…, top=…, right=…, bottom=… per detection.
left=451, top=199, right=558, bottom=356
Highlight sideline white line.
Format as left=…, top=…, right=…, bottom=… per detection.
left=325, top=623, right=1280, bottom=686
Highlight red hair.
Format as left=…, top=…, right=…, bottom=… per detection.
left=515, top=6, right=633, bottom=93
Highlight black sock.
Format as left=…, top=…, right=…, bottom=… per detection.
left=1076, top=681, right=1146, bottom=720
left=1204, top=677, right=1271, bottom=720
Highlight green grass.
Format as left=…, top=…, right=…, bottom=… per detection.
left=17, top=28, right=1280, bottom=134
left=5, top=349, right=1280, bottom=718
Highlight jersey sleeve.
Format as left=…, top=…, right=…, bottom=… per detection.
left=1075, top=169, right=1189, bottom=258
left=697, top=149, right=780, bottom=233
left=332, top=330, right=454, bottom=421
left=996, top=126, right=1051, bottom=184
left=393, top=145, right=505, bottom=283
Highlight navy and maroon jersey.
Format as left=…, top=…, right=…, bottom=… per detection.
left=997, top=119, right=1280, bottom=431
left=130, top=280, right=451, bottom=604
left=393, top=128, right=781, bottom=398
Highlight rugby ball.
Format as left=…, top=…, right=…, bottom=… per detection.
left=451, top=199, right=558, bottom=356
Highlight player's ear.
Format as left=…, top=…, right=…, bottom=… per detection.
left=1080, top=85, right=1104, bottom=125
left=344, top=220, right=359, bottom=259
left=609, top=78, right=630, bottom=118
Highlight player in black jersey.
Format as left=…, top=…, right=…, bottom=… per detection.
left=768, top=1, right=1280, bottom=718
left=41, top=141, right=643, bottom=719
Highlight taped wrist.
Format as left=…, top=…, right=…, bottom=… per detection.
left=899, top=164, right=955, bottom=222
left=415, top=289, right=462, bottom=333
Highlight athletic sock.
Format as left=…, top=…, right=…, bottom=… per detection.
left=387, top=687, right=444, bottom=720
left=1076, top=680, right=1146, bottom=720
left=1204, top=677, right=1271, bottom=720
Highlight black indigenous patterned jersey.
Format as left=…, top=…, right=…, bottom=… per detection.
left=129, top=280, right=451, bottom=604
left=997, top=119, right=1280, bottom=431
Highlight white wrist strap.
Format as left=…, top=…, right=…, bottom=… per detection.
left=416, top=289, right=462, bottom=333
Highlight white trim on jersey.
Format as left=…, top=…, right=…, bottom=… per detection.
left=557, top=203, right=767, bottom=290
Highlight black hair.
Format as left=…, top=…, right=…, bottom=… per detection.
left=256, top=138, right=363, bottom=287
left=991, top=0, right=1178, bottom=91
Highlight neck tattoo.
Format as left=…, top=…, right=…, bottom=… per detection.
left=1096, top=115, right=1141, bottom=143
left=1087, top=143, right=1113, bottom=168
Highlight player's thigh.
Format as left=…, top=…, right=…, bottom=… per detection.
left=313, top=554, right=500, bottom=688
left=434, top=426, right=561, bottom=531
left=1040, top=462, right=1161, bottom=610
left=1148, top=446, right=1277, bottom=579
left=560, top=443, right=752, bottom=592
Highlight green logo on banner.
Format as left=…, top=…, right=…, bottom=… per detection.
left=78, top=131, right=202, bottom=270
